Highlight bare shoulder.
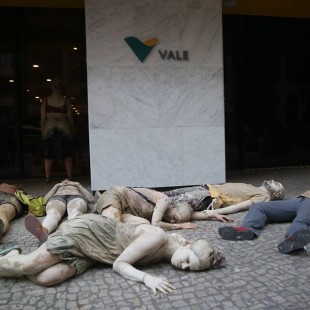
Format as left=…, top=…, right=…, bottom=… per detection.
left=134, top=223, right=167, bottom=239
left=134, top=188, right=166, bottom=201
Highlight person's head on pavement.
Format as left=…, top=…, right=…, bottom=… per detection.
left=261, top=180, right=284, bottom=200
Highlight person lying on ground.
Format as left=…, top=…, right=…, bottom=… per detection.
left=163, top=180, right=284, bottom=219
left=96, top=186, right=233, bottom=230
left=24, top=179, right=94, bottom=243
left=218, top=190, right=310, bottom=254
left=0, top=183, right=26, bottom=240
left=0, top=214, right=225, bottom=294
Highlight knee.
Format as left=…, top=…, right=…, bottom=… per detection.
left=0, top=217, right=9, bottom=234
left=22, top=261, right=39, bottom=275
left=67, top=201, right=87, bottom=219
left=249, top=203, right=265, bottom=212
left=46, top=206, right=64, bottom=218
left=67, top=208, right=83, bottom=220
left=138, top=218, right=150, bottom=224
left=27, top=273, right=55, bottom=287
left=105, top=209, right=122, bottom=221
left=27, top=264, right=76, bottom=286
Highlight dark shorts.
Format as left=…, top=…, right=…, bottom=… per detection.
left=47, top=194, right=87, bottom=205
left=42, top=128, right=73, bottom=159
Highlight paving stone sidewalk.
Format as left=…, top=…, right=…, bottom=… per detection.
left=1, top=168, right=310, bottom=310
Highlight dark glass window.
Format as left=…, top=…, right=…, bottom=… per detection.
left=0, top=7, right=89, bottom=178
left=223, top=15, right=310, bottom=169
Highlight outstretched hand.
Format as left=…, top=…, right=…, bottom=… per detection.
left=214, top=214, right=234, bottom=223
left=143, top=274, right=176, bottom=295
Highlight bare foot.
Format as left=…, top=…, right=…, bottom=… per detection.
left=6, top=249, right=20, bottom=257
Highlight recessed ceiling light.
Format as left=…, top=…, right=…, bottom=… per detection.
left=73, top=47, right=78, bottom=50
left=33, top=64, right=39, bottom=68
left=35, top=96, right=40, bottom=99
left=9, top=79, right=14, bottom=83
left=46, top=79, right=52, bottom=82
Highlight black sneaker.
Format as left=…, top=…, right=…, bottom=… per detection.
left=218, top=226, right=256, bottom=241
left=278, top=229, right=310, bottom=254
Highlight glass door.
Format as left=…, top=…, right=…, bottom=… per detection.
left=0, top=7, right=89, bottom=179
left=0, top=9, right=21, bottom=178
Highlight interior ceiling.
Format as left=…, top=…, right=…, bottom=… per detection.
left=0, top=0, right=310, bottom=18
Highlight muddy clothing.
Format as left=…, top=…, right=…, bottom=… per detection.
left=207, top=183, right=270, bottom=208
left=0, top=184, right=23, bottom=216
left=164, top=186, right=213, bottom=211
left=47, top=194, right=87, bottom=205
left=165, top=183, right=270, bottom=210
left=96, top=186, right=155, bottom=221
left=41, top=97, right=73, bottom=159
left=46, top=214, right=139, bottom=274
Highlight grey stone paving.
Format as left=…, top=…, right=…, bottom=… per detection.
left=1, top=168, right=310, bottom=309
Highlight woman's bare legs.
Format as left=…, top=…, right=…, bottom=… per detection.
left=0, top=204, right=17, bottom=237
left=25, top=200, right=66, bottom=243
left=0, top=244, right=60, bottom=278
left=64, top=156, right=73, bottom=179
left=101, top=206, right=122, bottom=221
left=67, top=198, right=87, bottom=220
left=44, top=159, right=53, bottom=181
left=43, top=200, right=67, bottom=233
left=27, top=262, right=77, bottom=286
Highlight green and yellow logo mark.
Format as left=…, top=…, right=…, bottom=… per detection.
left=125, top=37, right=159, bottom=63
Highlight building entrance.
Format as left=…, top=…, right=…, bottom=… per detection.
left=0, top=7, right=90, bottom=179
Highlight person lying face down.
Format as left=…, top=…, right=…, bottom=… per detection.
left=95, top=186, right=233, bottom=230
left=0, top=214, right=225, bottom=294
left=163, top=180, right=285, bottom=219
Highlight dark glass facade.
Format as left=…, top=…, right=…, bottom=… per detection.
left=0, top=7, right=89, bottom=178
left=1, top=7, right=310, bottom=178
left=223, top=15, right=310, bottom=169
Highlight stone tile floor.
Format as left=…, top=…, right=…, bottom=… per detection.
left=0, top=168, right=310, bottom=309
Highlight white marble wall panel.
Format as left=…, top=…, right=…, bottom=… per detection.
left=90, top=128, right=184, bottom=189
left=182, top=127, right=225, bottom=184
left=88, top=66, right=224, bottom=129
left=85, top=6, right=223, bottom=67
left=90, top=126, right=224, bottom=189
left=85, top=0, right=225, bottom=190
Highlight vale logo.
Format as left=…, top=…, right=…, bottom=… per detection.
left=125, top=36, right=158, bottom=63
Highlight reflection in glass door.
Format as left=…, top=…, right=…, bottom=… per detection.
left=0, top=8, right=21, bottom=178
left=0, top=54, right=20, bottom=177
left=0, top=7, right=89, bottom=179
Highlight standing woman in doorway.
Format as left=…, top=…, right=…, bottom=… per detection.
left=41, top=79, right=74, bottom=183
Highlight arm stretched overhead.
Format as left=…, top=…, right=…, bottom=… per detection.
left=201, top=199, right=253, bottom=216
